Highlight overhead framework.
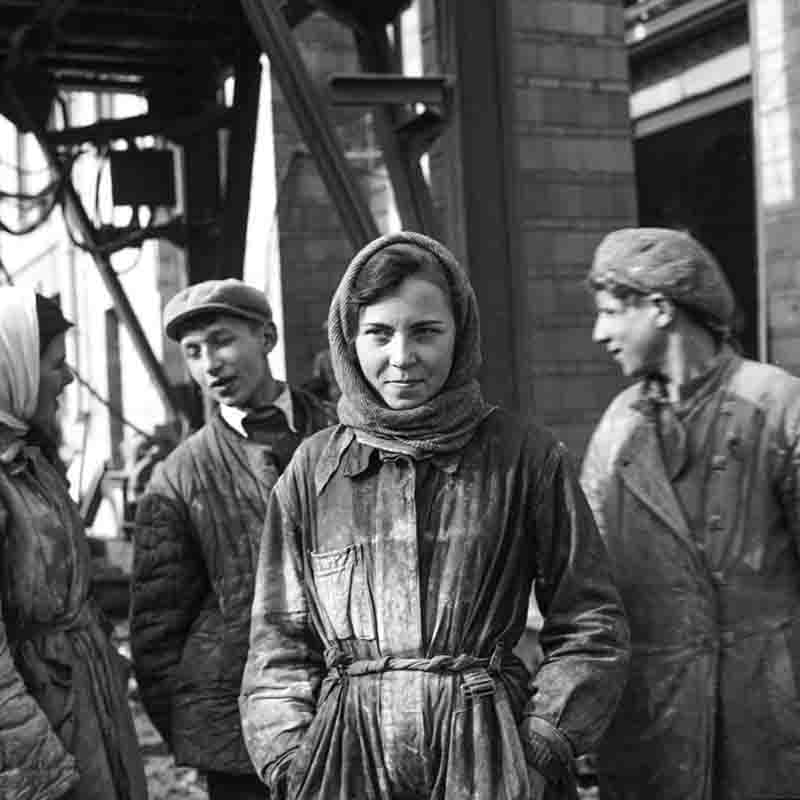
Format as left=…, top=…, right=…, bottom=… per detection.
left=0, top=0, right=455, bottom=421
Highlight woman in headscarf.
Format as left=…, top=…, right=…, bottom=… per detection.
left=0, top=286, right=147, bottom=800
left=240, top=232, right=630, bottom=800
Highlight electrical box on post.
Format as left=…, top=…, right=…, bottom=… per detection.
left=109, top=149, right=176, bottom=208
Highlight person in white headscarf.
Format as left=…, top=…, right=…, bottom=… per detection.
left=0, top=286, right=147, bottom=800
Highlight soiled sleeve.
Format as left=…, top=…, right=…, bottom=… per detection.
left=239, top=462, right=324, bottom=792
left=519, top=442, right=630, bottom=788
left=0, top=503, right=79, bottom=800
left=772, top=382, right=800, bottom=551
left=130, top=473, right=209, bottom=744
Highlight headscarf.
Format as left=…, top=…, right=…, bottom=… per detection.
left=328, top=231, right=493, bottom=456
left=589, top=227, right=737, bottom=339
left=0, top=287, right=40, bottom=459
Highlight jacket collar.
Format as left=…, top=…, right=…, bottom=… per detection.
left=219, top=382, right=297, bottom=436
left=616, top=349, right=740, bottom=545
left=314, top=425, right=461, bottom=495
left=615, top=420, right=692, bottom=541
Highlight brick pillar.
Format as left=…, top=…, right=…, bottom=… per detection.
left=425, top=0, right=637, bottom=454
left=271, top=13, right=401, bottom=386
left=750, top=0, right=800, bottom=373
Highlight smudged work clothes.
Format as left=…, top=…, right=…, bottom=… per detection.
left=581, top=352, right=800, bottom=800
left=131, top=391, right=334, bottom=775
left=0, top=446, right=146, bottom=800
left=241, top=411, right=630, bottom=799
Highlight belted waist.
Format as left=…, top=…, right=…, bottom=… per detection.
left=325, top=642, right=505, bottom=702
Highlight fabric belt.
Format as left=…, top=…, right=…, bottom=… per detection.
left=325, top=642, right=505, bottom=702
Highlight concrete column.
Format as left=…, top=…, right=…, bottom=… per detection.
left=750, top=0, right=800, bottom=373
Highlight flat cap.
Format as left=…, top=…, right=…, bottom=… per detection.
left=589, top=227, right=737, bottom=333
left=164, top=278, right=272, bottom=341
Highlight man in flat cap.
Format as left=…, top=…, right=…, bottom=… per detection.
left=580, top=227, right=800, bottom=800
left=130, top=279, right=335, bottom=799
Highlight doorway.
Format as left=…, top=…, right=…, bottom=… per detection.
left=635, top=102, right=758, bottom=357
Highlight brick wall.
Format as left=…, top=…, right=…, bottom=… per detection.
left=273, top=2, right=636, bottom=455
left=749, top=0, right=800, bottom=373
left=271, top=14, right=353, bottom=385
left=422, top=0, right=636, bottom=456
left=271, top=13, right=396, bottom=385
left=511, top=0, right=638, bottom=454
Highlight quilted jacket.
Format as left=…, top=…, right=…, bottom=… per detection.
left=131, top=388, right=334, bottom=774
left=0, top=443, right=146, bottom=800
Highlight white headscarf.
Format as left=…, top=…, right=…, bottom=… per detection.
left=0, top=286, right=40, bottom=441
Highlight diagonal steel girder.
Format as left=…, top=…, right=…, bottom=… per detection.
left=4, top=1, right=184, bottom=424
left=240, top=0, right=378, bottom=249
left=25, top=118, right=184, bottom=422
left=354, top=25, right=437, bottom=235
left=51, top=157, right=184, bottom=422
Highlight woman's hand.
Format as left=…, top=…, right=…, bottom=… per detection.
left=270, top=759, right=293, bottom=800
left=528, top=764, right=548, bottom=799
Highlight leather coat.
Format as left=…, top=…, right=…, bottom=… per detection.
left=582, top=352, right=800, bottom=800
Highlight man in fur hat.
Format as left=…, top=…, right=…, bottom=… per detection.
left=581, top=227, right=800, bottom=800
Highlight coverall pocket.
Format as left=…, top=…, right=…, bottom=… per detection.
left=310, top=543, right=376, bottom=640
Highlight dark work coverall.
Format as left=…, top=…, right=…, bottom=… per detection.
left=241, top=410, right=630, bottom=799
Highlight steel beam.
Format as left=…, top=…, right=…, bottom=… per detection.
left=627, top=0, right=746, bottom=58
left=218, top=27, right=261, bottom=278
left=435, top=0, right=522, bottom=411
left=33, top=138, right=183, bottom=420
left=354, top=25, right=438, bottom=235
left=3, top=82, right=184, bottom=420
left=47, top=106, right=233, bottom=146
left=173, top=70, right=224, bottom=285
left=59, top=180, right=182, bottom=419
left=240, top=0, right=378, bottom=249
left=3, top=3, right=185, bottom=422
left=328, top=72, right=452, bottom=106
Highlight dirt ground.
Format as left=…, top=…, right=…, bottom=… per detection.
left=114, top=622, right=598, bottom=800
